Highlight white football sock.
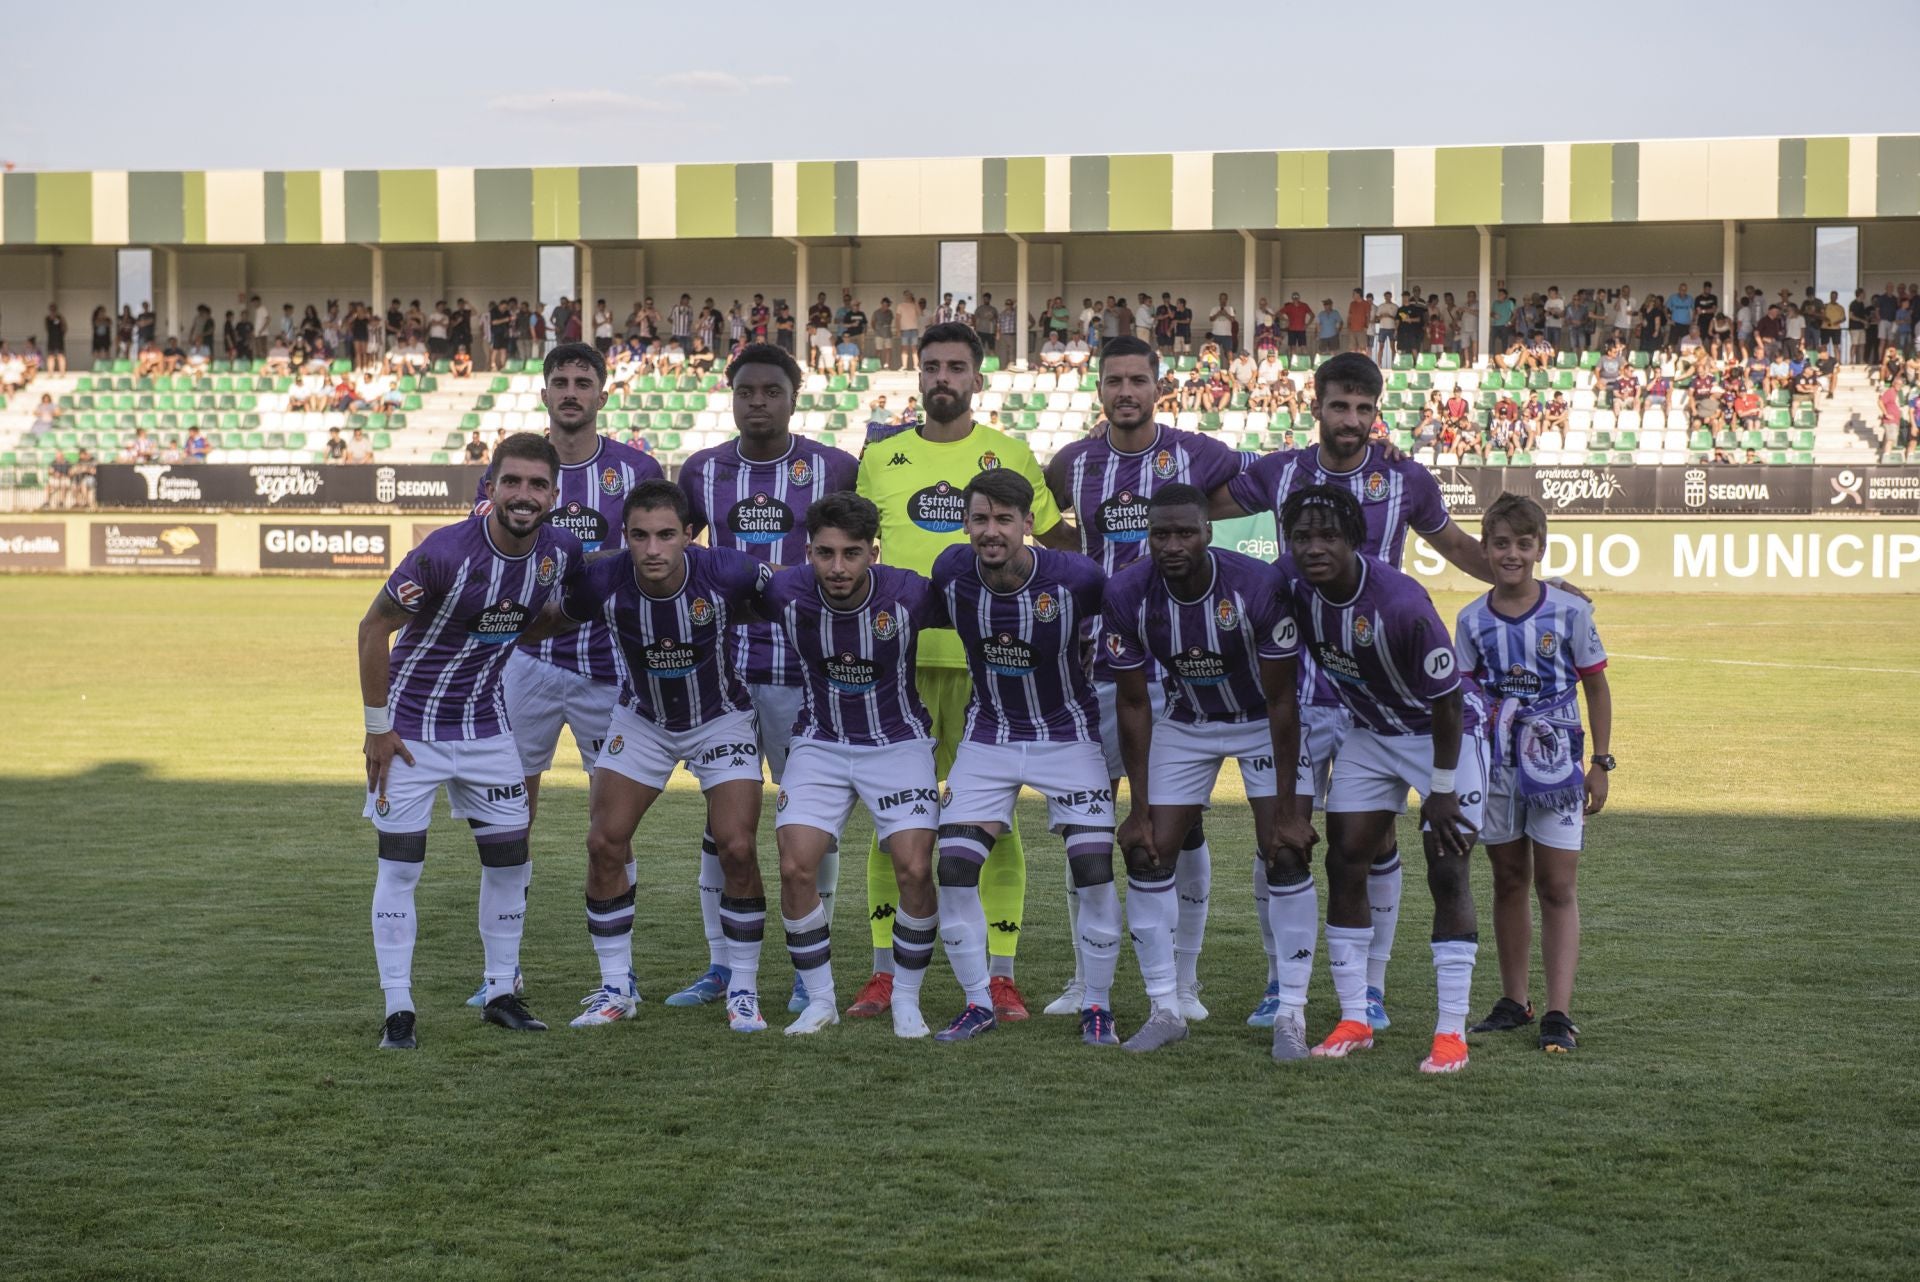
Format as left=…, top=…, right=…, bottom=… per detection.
left=1432, top=939, right=1479, bottom=1037
left=890, top=908, right=936, bottom=1006
left=719, top=894, right=766, bottom=996
left=783, top=904, right=834, bottom=1006
left=1127, top=874, right=1179, bottom=1010
left=1064, top=857, right=1083, bottom=984
left=372, top=857, right=421, bottom=1013
left=1076, top=881, right=1122, bottom=1011
left=1267, top=874, right=1318, bottom=1017
left=936, top=884, right=991, bottom=1007
left=1367, top=849, right=1403, bottom=992
left=1325, top=923, right=1373, bottom=1024
left=698, top=833, right=726, bottom=968
left=478, top=863, right=530, bottom=1001
left=1173, top=834, right=1211, bottom=989
left=1253, top=856, right=1278, bottom=984
left=586, top=887, right=635, bottom=989
left=817, top=839, right=840, bottom=922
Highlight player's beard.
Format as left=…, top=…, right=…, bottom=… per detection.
left=1105, top=401, right=1152, bottom=434
left=549, top=405, right=596, bottom=435
left=925, top=388, right=969, bottom=423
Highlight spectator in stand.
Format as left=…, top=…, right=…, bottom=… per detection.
left=1665, top=284, right=1692, bottom=348
left=1038, top=332, right=1066, bottom=371
left=1488, top=287, right=1516, bottom=351
left=1848, top=288, right=1872, bottom=365
left=1278, top=292, right=1311, bottom=351
left=895, top=292, right=922, bottom=370
left=1457, top=290, right=1481, bottom=363
left=865, top=395, right=892, bottom=430
left=450, top=346, right=473, bottom=378
left=1313, top=298, right=1341, bottom=354
left=1345, top=290, right=1372, bottom=354
left=1396, top=291, right=1429, bottom=355
left=71, top=449, right=95, bottom=507
left=1253, top=297, right=1275, bottom=347
left=834, top=331, right=860, bottom=375
left=28, top=392, right=57, bottom=437
left=774, top=301, right=795, bottom=354
left=45, top=451, right=73, bottom=507
left=750, top=294, right=770, bottom=343
left=184, top=425, right=210, bottom=462
left=1208, top=292, right=1237, bottom=354
left=324, top=427, right=347, bottom=463
left=465, top=431, right=489, bottom=465
left=871, top=297, right=895, bottom=370
left=1172, top=297, right=1193, bottom=354
left=688, top=339, right=717, bottom=376
left=975, top=295, right=1001, bottom=357
left=1820, top=292, right=1846, bottom=359
left=1064, top=333, right=1091, bottom=369
left=264, top=335, right=292, bottom=376
left=344, top=427, right=374, bottom=464
left=809, top=307, right=835, bottom=372
left=133, top=339, right=164, bottom=379
left=1256, top=347, right=1283, bottom=387
left=998, top=297, right=1016, bottom=362
left=90, top=306, right=112, bottom=364
left=43, top=303, right=68, bottom=373
left=1228, top=348, right=1258, bottom=390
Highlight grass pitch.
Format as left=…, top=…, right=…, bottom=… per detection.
left=4, top=576, right=1918, bottom=1280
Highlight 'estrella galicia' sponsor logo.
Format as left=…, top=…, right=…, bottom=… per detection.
left=1097, top=490, right=1149, bottom=543
left=643, top=637, right=699, bottom=676
left=907, top=481, right=966, bottom=533
left=469, top=597, right=532, bottom=644
left=1313, top=642, right=1365, bottom=686
left=982, top=633, right=1037, bottom=676
left=728, top=493, right=793, bottom=545
left=1172, top=646, right=1229, bottom=686
left=1494, top=664, right=1543, bottom=698
left=877, top=787, right=942, bottom=811
left=548, top=501, right=610, bottom=549
left=825, top=652, right=879, bottom=693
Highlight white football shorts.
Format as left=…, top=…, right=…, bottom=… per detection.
left=363, top=734, right=528, bottom=834
left=748, top=682, right=806, bottom=784
left=594, top=705, right=764, bottom=792
left=1326, top=727, right=1489, bottom=834
left=1095, top=678, right=1168, bottom=781
left=943, top=739, right=1114, bottom=831
left=1480, top=762, right=1585, bottom=850
left=1147, top=716, right=1280, bottom=806
left=503, top=648, right=619, bottom=775
left=1294, top=703, right=1353, bottom=805
left=775, top=739, right=940, bottom=841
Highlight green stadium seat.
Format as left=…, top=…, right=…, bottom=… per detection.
left=1689, top=430, right=1712, bottom=450
left=1510, top=451, right=1533, bottom=466
left=373, top=432, right=392, bottom=451
left=430, top=451, right=451, bottom=464
left=444, top=430, right=465, bottom=450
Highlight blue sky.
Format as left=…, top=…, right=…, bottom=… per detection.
left=3, top=1, right=1911, bottom=171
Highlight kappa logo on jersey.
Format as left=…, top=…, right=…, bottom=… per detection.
left=977, top=450, right=1001, bottom=471
left=1364, top=472, right=1388, bottom=502
left=870, top=610, right=898, bottom=641
left=536, top=555, right=556, bottom=586
left=1353, top=614, right=1375, bottom=647
left=907, top=480, right=967, bottom=533
left=788, top=456, right=813, bottom=486
left=1033, top=591, right=1059, bottom=623
left=393, top=579, right=425, bottom=610
left=600, top=466, right=622, bottom=496
left=1423, top=646, right=1456, bottom=680
left=606, top=735, right=625, bottom=755
left=689, top=597, right=714, bottom=627
left=776, top=788, right=789, bottom=812
left=1537, top=630, right=1559, bottom=659
left=1152, top=449, right=1177, bottom=480
left=887, top=452, right=912, bottom=467
left=1216, top=598, right=1239, bottom=630
left=877, top=786, right=941, bottom=811
left=698, top=742, right=759, bottom=766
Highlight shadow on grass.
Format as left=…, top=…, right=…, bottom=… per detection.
left=2, top=763, right=1915, bottom=1281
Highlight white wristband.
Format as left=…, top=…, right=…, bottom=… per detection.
left=1430, top=768, right=1456, bottom=795
left=364, top=705, right=393, bottom=735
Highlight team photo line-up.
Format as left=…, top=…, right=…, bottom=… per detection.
left=358, top=324, right=1615, bottom=1071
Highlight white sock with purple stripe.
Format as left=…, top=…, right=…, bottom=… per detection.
left=1126, top=872, right=1179, bottom=1012
left=783, top=904, right=833, bottom=1007
left=586, top=888, right=636, bottom=990
left=719, top=895, right=766, bottom=997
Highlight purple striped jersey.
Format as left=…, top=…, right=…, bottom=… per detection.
left=1100, top=548, right=1299, bottom=725
left=757, top=563, right=938, bottom=746
left=1454, top=586, right=1607, bottom=730
left=680, top=437, right=860, bottom=687
left=562, top=544, right=772, bottom=733
left=382, top=518, right=584, bottom=742
left=932, top=544, right=1105, bottom=746
left=469, top=435, right=663, bottom=681
left=1227, top=441, right=1451, bottom=706
left=1277, top=552, right=1485, bottom=738
left=1048, top=424, right=1249, bottom=681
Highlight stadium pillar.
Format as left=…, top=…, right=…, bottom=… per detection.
left=1238, top=230, right=1256, bottom=353
left=366, top=245, right=385, bottom=326
left=577, top=243, right=594, bottom=338
left=840, top=246, right=852, bottom=293
left=1723, top=219, right=1739, bottom=311
left=1269, top=241, right=1283, bottom=304
left=1475, top=225, right=1493, bottom=360
left=785, top=237, right=807, bottom=329
left=160, top=247, right=179, bottom=342
left=634, top=248, right=646, bottom=303
left=1011, top=233, right=1030, bottom=369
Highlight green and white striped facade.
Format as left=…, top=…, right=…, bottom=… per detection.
left=4, top=135, right=1918, bottom=245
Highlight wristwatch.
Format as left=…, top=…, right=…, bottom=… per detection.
left=1591, top=755, right=1617, bottom=772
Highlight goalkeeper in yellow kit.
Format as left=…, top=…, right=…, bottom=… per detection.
left=850, top=320, right=1079, bottom=1020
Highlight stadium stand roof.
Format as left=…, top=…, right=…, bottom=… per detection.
left=4, top=135, right=1918, bottom=246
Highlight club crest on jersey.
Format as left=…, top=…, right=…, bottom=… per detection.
left=1353, top=614, right=1375, bottom=647
left=1033, top=591, right=1059, bottom=622
left=1364, top=472, right=1388, bottom=502
left=600, top=466, right=622, bottom=496
left=374, top=795, right=390, bottom=817
left=977, top=450, right=1001, bottom=471
left=394, top=579, right=425, bottom=610
left=788, top=456, right=813, bottom=486
left=776, top=788, right=789, bottom=813
left=1152, top=449, right=1177, bottom=480
left=871, top=610, right=898, bottom=641
left=1537, top=630, right=1558, bottom=659
left=536, top=555, right=556, bottom=586
left=606, top=735, right=624, bottom=756
left=1216, top=598, right=1239, bottom=630
left=689, top=597, right=714, bottom=626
